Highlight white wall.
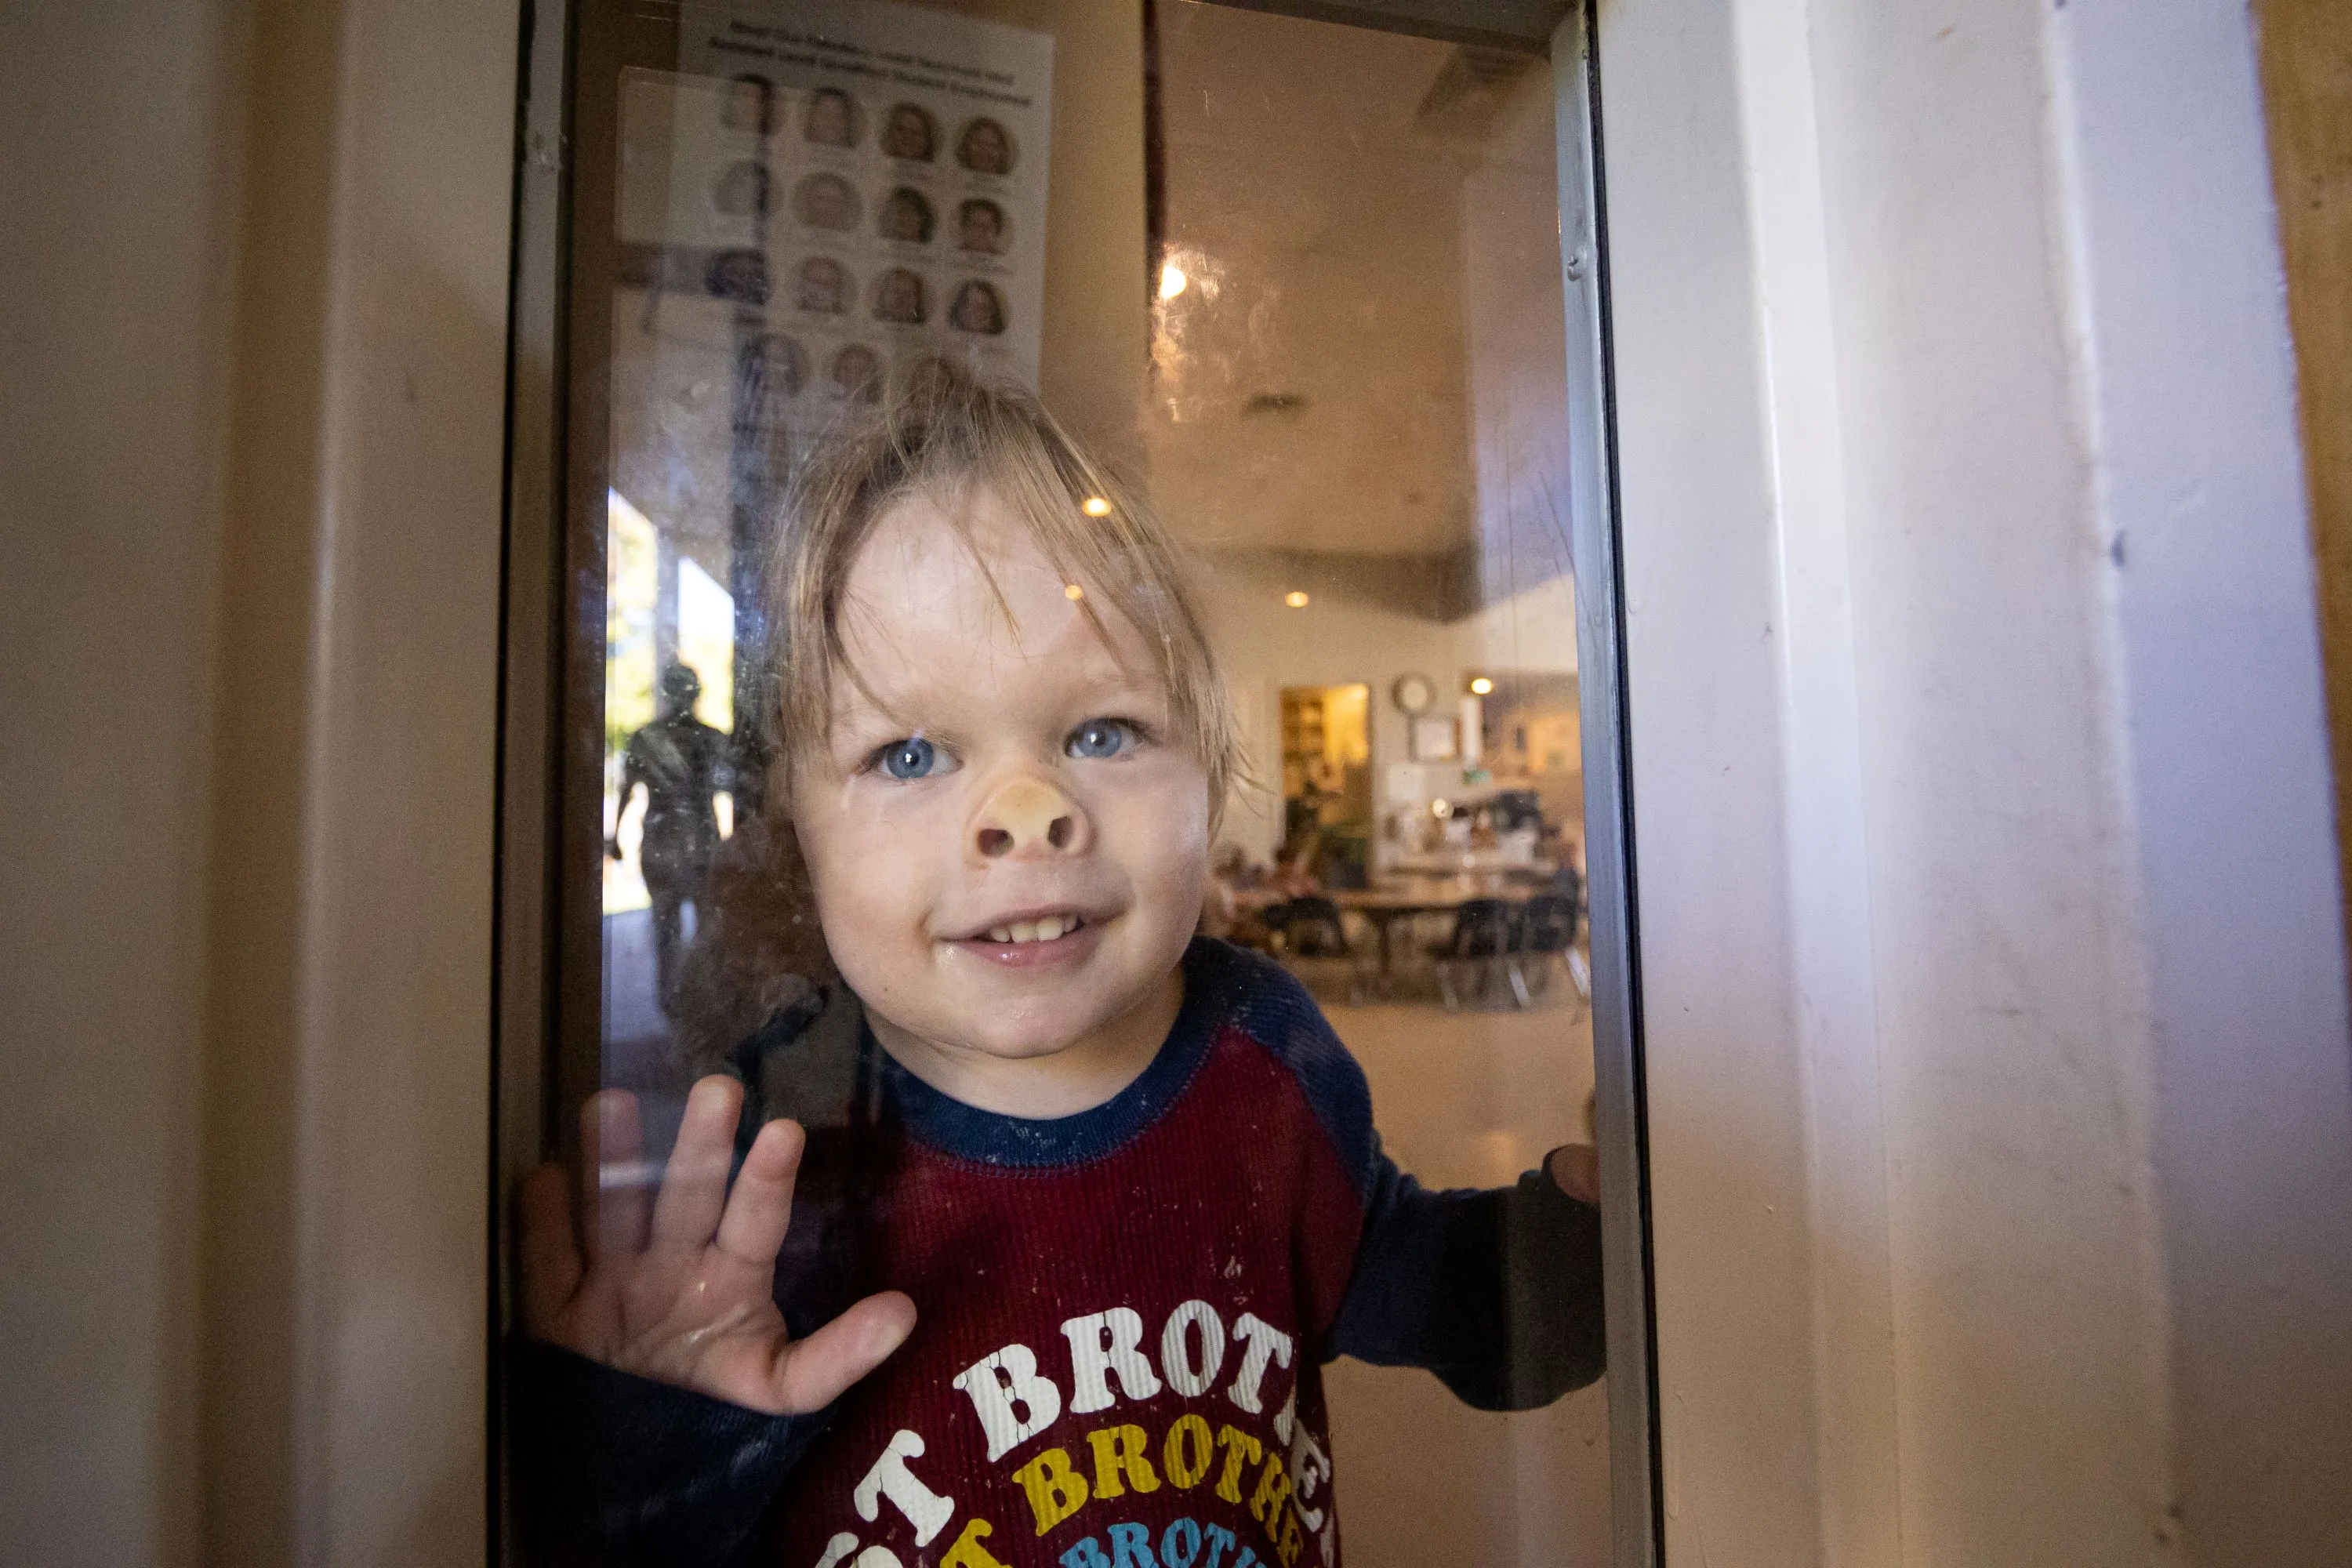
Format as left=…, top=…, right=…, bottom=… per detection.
left=1603, top=0, right=2352, bottom=1562
left=1195, top=551, right=1577, bottom=862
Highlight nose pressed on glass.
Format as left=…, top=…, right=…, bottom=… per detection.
left=973, top=776, right=1081, bottom=859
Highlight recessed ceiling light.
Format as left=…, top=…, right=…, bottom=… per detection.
left=1081, top=495, right=1112, bottom=517
left=1469, top=676, right=1494, bottom=695
left=1284, top=590, right=1310, bottom=609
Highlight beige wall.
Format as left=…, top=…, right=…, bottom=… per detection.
left=1, top=1, right=248, bottom=1559
left=2, top=0, right=514, bottom=1562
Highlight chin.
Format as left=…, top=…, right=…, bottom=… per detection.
left=946, top=984, right=1134, bottom=1061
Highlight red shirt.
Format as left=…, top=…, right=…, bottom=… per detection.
left=514, top=939, right=1606, bottom=1568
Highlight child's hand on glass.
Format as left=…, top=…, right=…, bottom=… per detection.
left=1544, top=1143, right=1601, bottom=1206
left=520, top=1074, right=916, bottom=1414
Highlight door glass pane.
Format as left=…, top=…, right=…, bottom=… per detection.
left=1152, top=12, right=1610, bottom=1561
left=518, top=2, right=1613, bottom=1563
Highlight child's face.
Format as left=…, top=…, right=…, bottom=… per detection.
left=789, top=488, right=1210, bottom=1080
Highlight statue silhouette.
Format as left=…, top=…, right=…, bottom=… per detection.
left=609, top=662, right=731, bottom=1009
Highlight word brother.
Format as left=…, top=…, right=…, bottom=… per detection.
left=818, top=1294, right=1331, bottom=1568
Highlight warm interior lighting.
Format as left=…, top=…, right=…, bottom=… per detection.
left=1284, top=590, right=1310, bottom=608
left=1081, top=495, right=1113, bottom=517
left=1159, top=261, right=1189, bottom=300
left=1064, top=583, right=1085, bottom=601
left=1469, top=676, right=1494, bottom=695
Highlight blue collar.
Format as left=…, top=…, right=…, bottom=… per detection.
left=872, top=938, right=1238, bottom=1168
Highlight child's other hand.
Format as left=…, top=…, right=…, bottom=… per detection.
left=519, top=1075, right=916, bottom=1415
left=1544, top=1143, right=1601, bottom=1206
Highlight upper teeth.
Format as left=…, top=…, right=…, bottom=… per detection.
left=989, top=915, right=1078, bottom=944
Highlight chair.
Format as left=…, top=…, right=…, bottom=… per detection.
left=1427, top=898, right=1520, bottom=1011
left=1515, top=893, right=1587, bottom=1012
left=1270, top=896, right=1370, bottom=1004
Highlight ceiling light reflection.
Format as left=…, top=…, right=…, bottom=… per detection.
left=1160, top=261, right=1189, bottom=300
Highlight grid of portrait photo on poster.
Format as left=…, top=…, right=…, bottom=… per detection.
left=615, top=0, right=1051, bottom=454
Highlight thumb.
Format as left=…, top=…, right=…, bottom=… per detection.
left=769, top=1290, right=918, bottom=1414
left=517, top=1163, right=583, bottom=1338
left=1544, top=1143, right=1601, bottom=1206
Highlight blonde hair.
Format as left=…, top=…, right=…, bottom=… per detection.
left=768, top=363, right=1243, bottom=817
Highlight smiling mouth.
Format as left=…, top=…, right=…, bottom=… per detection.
left=979, top=913, right=1086, bottom=945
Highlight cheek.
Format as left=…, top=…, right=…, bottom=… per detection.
left=791, top=792, right=942, bottom=945
left=1096, top=764, right=1212, bottom=915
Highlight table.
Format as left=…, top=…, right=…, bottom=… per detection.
left=1333, top=884, right=1542, bottom=989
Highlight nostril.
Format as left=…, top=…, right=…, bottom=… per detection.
left=978, top=827, right=1012, bottom=857
left=1047, top=815, right=1073, bottom=850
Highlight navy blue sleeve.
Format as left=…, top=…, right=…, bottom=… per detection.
left=511, top=1338, right=827, bottom=1567
left=1196, top=939, right=1609, bottom=1411
left=1324, top=1152, right=1607, bottom=1410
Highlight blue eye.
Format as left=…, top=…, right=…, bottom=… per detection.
left=1066, top=718, right=1133, bottom=760
left=879, top=736, right=953, bottom=779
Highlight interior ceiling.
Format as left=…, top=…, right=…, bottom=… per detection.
left=1148, top=1, right=1543, bottom=557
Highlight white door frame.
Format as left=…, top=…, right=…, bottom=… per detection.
left=1596, top=0, right=2352, bottom=1561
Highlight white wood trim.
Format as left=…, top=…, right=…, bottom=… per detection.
left=1601, top=0, right=2352, bottom=1560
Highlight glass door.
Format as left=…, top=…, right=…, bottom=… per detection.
left=498, top=1, right=1653, bottom=1561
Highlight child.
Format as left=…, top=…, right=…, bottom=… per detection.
left=517, top=368, right=1605, bottom=1566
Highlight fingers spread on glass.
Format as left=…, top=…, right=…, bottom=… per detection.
left=585, top=1088, right=651, bottom=1264
left=649, top=1074, right=745, bottom=1252
left=713, top=1112, right=805, bottom=1269
left=768, top=1290, right=920, bottom=1414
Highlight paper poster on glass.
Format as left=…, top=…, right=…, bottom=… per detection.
left=618, top=0, right=1053, bottom=430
